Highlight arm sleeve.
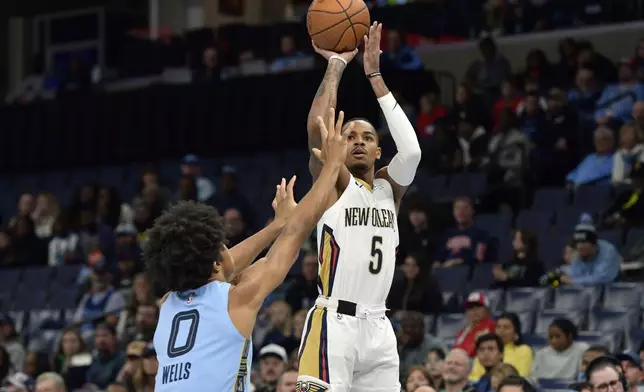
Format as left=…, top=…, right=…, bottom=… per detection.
left=570, top=248, right=621, bottom=285
left=378, top=93, right=422, bottom=186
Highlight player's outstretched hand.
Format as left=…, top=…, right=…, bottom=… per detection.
left=272, top=175, right=297, bottom=222
left=312, top=41, right=358, bottom=65
left=312, top=108, right=352, bottom=167
left=363, top=21, right=383, bottom=75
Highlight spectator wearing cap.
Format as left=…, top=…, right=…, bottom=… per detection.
left=115, top=341, right=146, bottom=389
left=180, top=154, right=215, bottom=202
left=603, top=161, right=644, bottom=228
left=211, top=165, right=255, bottom=230
left=434, top=198, right=488, bottom=269
left=398, top=312, right=446, bottom=376
left=35, top=372, right=66, bottom=392
left=454, top=293, right=496, bottom=358
left=612, top=124, right=644, bottom=185
left=73, top=256, right=127, bottom=333
left=86, top=323, right=125, bottom=390
left=616, top=352, right=644, bottom=392
left=0, top=314, right=26, bottom=372
left=4, top=372, right=35, bottom=392
left=566, top=127, right=615, bottom=188
left=469, top=313, right=532, bottom=380
left=531, top=318, right=589, bottom=379
left=132, top=343, right=157, bottom=392
left=596, top=58, right=644, bottom=127
left=559, top=215, right=621, bottom=286
left=256, top=344, right=288, bottom=392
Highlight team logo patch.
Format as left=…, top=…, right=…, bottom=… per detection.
left=297, top=380, right=329, bottom=392
left=186, top=292, right=194, bottom=304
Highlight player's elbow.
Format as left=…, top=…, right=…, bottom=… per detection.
left=407, top=145, right=422, bottom=166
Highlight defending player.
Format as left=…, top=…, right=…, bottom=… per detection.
left=297, top=22, right=422, bottom=392
left=144, top=112, right=352, bottom=392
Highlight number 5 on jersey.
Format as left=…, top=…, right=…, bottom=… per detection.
left=369, top=236, right=383, bottom=274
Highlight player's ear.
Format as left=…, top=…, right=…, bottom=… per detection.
left=376, top=147, right=382, bottom=160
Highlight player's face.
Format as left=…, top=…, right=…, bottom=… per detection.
left=344, top=120, right=381, bottom=174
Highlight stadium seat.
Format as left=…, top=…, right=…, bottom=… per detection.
left=625, top=228, right=644, bottom=250
left=573, top=185, right=611, bottom=213
left=627, top=328, right=644, bottom=352
left=538, top=233, right=569, bottom=270
left=598, top=229, right=622, bottom=248
left=523, top=333, right=548, bottom=349
left=54, top=265, right=84, bottom=287
left=604, top=283, right=642, bottom=310
left=539, top=379, right=575, bottom=390
left=531, top=187, right=569, bottom=212
left=470, top=264, right=495, bottom=291
left=476, top=213, right=512, bottom=242
left=11, top=290, right=47, bottom=311
left=49, top=288, right=79, bottom=310
left=553, top=286, right=590, bottom=311
left=433, top=266, right=469, bottom=293
left=554, top=207, right=587, bottom=235
left=505, top=288, right=545, bottom=312
left=516, top=210, right=552, bottom=235
left=445, top=173, right=488, bottom=199
left=536, top=310, right=583, bottom=335
left=589, top=309, right=629, bottom=332
left=0, top=269, right=21, bottom=296
left=21, top=267, right=53, bottom=289
left=514, top=310, right=536, bottom=335
left=480, top=289, right=502, bottom=312
left=436, top=314, right=465, bottom=339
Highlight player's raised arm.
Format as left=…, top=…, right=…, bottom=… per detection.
left=226, top=176, right=297, bottom=282
left=366, top=22, right=422, bottom=209
left=231, top=108, right=352, bottom=310
left=307, top=43, right=357, bottom=181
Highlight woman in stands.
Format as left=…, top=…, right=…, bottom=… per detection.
left=425, top=348, right=446, bottom=390
left=532, top=318, right=589, bottom=379
left=493, top=229, right=545, bottom=288
left=469, top=313, right=533, bottom=380
left=405, top=366, right=436, bottom=392
left=387, top=253, right=444, bottom=316
left=52, top=328, right=88, bottom=377
left=489, top=363, right=519, bottom=391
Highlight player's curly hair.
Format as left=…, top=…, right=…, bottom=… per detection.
left=143, top=201, right=225, bottom=292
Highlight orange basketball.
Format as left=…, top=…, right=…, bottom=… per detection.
left=307, top=0, right=371, bottom=53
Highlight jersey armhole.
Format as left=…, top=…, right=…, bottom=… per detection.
left=226, top=284, right=254, bottom=340
left=318, top=173, right=357, bottom=223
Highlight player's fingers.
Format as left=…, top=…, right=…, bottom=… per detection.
left=312, top=148, right=323, bottom=162
left=327, top=107, right=336, bottom=135
left=335, top=110, right=345, bottom=137
left=287, top=175, right=296, bottom=197
left=273, top=185, right=280, bottom=203
left=342, top=122, right=354, bottom=142
left=280, top=178, right=287, bottom=199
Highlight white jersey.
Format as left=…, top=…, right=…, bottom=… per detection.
left=315, top=174, right=398, bottom=306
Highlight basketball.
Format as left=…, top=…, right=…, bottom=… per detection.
left=307, top=0, right=371, bottom=53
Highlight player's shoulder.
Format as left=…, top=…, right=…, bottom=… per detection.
left=373, top=178, right=395, bottom=197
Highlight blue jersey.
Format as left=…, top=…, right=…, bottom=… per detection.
left=154, top=281, right=252, bottom=392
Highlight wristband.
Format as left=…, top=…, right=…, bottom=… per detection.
left=329, top=55, right=347, bottom=66
left=366, top=72, right=382, bottom=79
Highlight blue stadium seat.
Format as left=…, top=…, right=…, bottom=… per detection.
left=598, top=229, right=622, bottom=248
left=625, top=228, right=644, bottom=250
left=514, top=310, right=536, bottom=334
left=577, top=331, right=618, bottom=352
left=553, top=286, right=591, bottom=310
left=423, top=315, right=436, bottom=334
left=54, top=265, right=84, bottom=287
left=476, top=213, right=512, bottom=241
left=436, top=314, right=465, bottom=339
left=523, top=333, right=548, bottom=349
left=536, top=310, right=583, bottom=334
left=7, top=311, right=26, bottom=334
left=433, top=266, right=469, bottom=293
left=573, top=185, right=612, bottom=213
left=445, top=173, right=488, bottom=199
left=555, top=207, right=587, bottom=235
left=538, top=233, right=569, bottom=270
left=21, top=267, right=53, bottom=289
left=589, top=309, right=629, bottom=332
left=604, top=283, right=642, bottom=310
left=539, top=379, right=575, bottom=390
left=0, top=269, right=22, bottom=296
left=470, top=265, right=495, bottom=291
left=481, top=289, right=502, bottom=312
left=627, top=328, right=644, bottom=352
left=505, top=288, right=544, bottom=312
left=49, top=288, right=79, bottom=310
left=12, top=290, right=47, bottom=311
left=516, top=210, right=552, bottom=235
left=531, top=187, right=569, bottom=212
left=415, top=175, right=448, bottom=201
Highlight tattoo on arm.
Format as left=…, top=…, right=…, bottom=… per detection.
left=308, top=62, right=345, bottom=153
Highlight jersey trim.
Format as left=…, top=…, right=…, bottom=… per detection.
left=318, top=225, right=340, bottom=297
left=354, top=177, right=373, bottom=192
left=297, top=308, right=330, bottom=384
left=232, top=339, right=251, bottom=392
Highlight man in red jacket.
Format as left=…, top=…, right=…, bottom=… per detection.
left=453, top=292, right=496, bottom=357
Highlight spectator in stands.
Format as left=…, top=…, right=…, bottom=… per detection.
left=493, top=229, right=545, bottom=288
left=442, top=349, right=475, bottom=392
left=576, top=41, right=618, bottom=85
left=0, top=347, right=10, bottom=384
left=4, top=372, right=35, bottom=392
left=86, top=323, right=125, bottom=390
left=0, top=230, right=15, bottom=267
left=0, top=314, right=25, bottom=371
left=115, top=341, right=145, bottom=390
left=269, top=35, right=305, bottom=74
left=554, top=38, right=579, bottom=89
left=223, top=207, right=252, bottom=247
left=568, top=68, right=602, bottom=125
left=587, top=359, right=626, bottom=392
left=470, top=313, right=532, bottom=379
left=531, top=318, right=589, bottom=379
left=455, top=117, right=489, bottom=171
left=381, top=29, right=423, bottom=71
left=212, top=165, right=254, bottom=226
left=560, top=215, right=621, bottom=286
left=11, top=216, right=47, bottom=267
left=51, top=328, right=88, bottom=380
left=465, top=36, right=512, bottom=101
left=70, top=185, right=97, bottom=218
left=454, top=292, right=496, bottom=358
left=398, top=312, right=446, bottom=375
left=434, top=198, right=488, bottom=268
left=469, top=334, right=503, bottom=392
left=497, top=376, right=536, bottom=392
left=615, top=352, right=643, bottom=392
left=73, top=257, right=127, bottom=332
left=399, top=200, right=439, bottom=264
left=578, top=345, right=611, bottom=380
left=450, top=84, right=488, bottom=130
left=179, top=154, right=215, bottom=202
left=489, top=364, right=519, bottom=391
left=633, top=101, right=644, bottom=139
left=175, top=176, right=198, bottom=203
left=9, top=193, right=35, bottom=229
left=635, top=39, right=644, bottom=82
left=596, top=58, right=644, bottom=128
left=48, top=215, right=80, bottom=267
left=417, top=92, right=448, bottom=138
left=603, top=161, right=644, bottom=228
left=132, top=201, right=153, bottom=248
left=284, top=252, right=318, bottom=312
left=123, top=302, right=158, bottom=343
left=518, top=92, right=546, bottom=142
left=425, top=348, right=446, bottom=390
left=388, top=253, right=444, bottom=315
left=132, top=344, right=157, bottom=392
left=97, top=187, right=133, bottom=229
left=261, top=301, right=298, bottom=355
left=23, top=352, right=51, bottom=380
left=35, top=372, right=66, bottom=392
left=405, top=366, right=434, bottom=392
left=533, top=88, right=578, bottom=186
left=115, top=244, right=141, bottom=289
left=523, top=49, right=555, bottom=90
left=493, top=79, right=521, bottom=130
left=276, top=368, right=297, bottom=392
left=31, top=193, right=59, bottom=239
left=77, top=209, right=115, bottom=261
left=193, top=46, right=221, bottom=82
left=612, top=124, right=644, bottom=184
left=137, top=167, right=172, bottom=208
left=290, top=310, right=307, bottom=348
left=256, top=344, right=288, bottom=392
left=566, top=127, right=615, bottom=188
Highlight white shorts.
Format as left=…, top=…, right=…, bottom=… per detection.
left=296, top=297, right=401, bottom=392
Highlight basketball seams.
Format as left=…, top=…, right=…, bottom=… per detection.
left=335, top=0, right=358, bottom=51
left=309, top=6, right=368, bottom=37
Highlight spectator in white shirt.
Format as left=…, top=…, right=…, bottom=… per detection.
left=180, top=154, right=215, bottom=202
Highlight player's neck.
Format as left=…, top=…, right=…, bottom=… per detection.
left=351, top=169, right=374, bottom=186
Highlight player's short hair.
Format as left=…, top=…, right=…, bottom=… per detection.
left=144, top=201, right=225, bottom=292
left=343, top=117, right=377, bottom=135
